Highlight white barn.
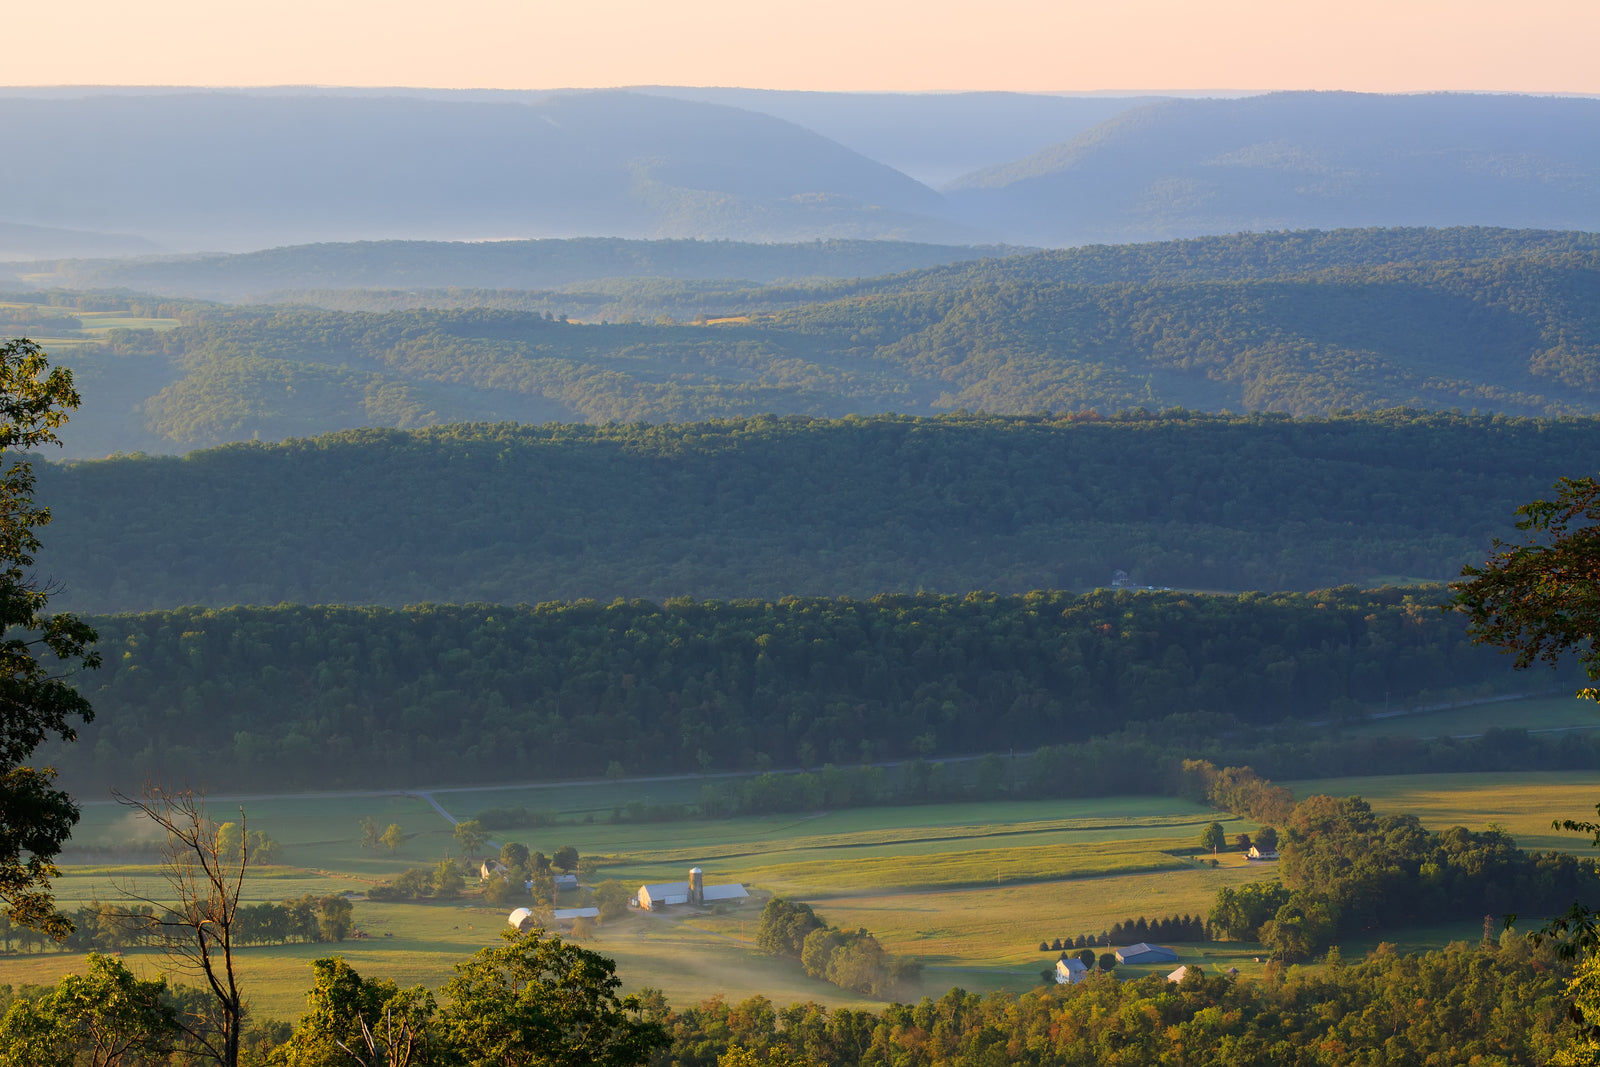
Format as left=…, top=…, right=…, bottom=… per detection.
left=637, top=867, right=748, bottom=910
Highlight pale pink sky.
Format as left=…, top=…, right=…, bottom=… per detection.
left=8, top=0, right=1597, bottom=93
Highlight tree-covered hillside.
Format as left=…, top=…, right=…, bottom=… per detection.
left=44, top=587, right=1521, bottom=791
left=20, top=232, right=1600, bottom=454
left=31, top=412, right=1600, bottom=612
left=946, top=91, right=1600, bottom=244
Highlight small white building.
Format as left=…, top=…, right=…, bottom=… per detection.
left=1055, top=957, right=1090, bottom=984
left=1247, top=845, right=1278, bottom=861
left=508, top=907, right=536, bottom=932
left=1167, top=964, right=1200, bottom=982
left=482, top=860, right=509, bottom=881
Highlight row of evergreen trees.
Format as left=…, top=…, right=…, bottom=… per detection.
left=1038, top=913, right=1209, bottom=952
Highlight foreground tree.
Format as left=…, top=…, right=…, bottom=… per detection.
left=1454, top=475, right=1600, bottom=698
left=0, top=952, right=176, bottom=1067
left=0, top=338, right=98, bottom=938
left=439, top=928, right=667, bottom=1067
left=277, top=956, right=437, bottom=1067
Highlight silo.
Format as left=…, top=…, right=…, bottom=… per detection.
left=689, top=867, right=704, bottom=906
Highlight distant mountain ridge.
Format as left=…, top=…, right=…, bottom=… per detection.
left=946, top=92, right=1600, bottom=244
left=11, top=237, right=1019, bottom=301
left=0, top=90, right=967, bottom=251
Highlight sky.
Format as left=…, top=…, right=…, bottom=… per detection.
left=8, top=0, right=1599, bottom=94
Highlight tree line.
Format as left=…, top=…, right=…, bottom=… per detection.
left=35, top=410, right=1600, bottom=611
left=33, top=586, right=1546, bottom=792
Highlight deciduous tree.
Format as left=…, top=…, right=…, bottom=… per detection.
left=0, top=338, right=97, bottom=938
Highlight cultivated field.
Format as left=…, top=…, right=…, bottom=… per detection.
left=1282, top=770, right=1600, bottom=852
left=10, top=761, right=1593, bottom=1021
left=8, top=789, right=1271, bottom=1018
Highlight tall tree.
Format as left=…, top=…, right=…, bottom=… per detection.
left=439, top=929, right=667, bottom=1067
left=0, top=338, right=98, bottom=938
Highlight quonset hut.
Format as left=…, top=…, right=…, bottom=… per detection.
left=636, top=867, right=748, bottom=910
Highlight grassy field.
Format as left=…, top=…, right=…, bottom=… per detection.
left=6, top=790, right=1271, bottom=1018
left=12, top=767, right=1587, bottom=1020
left=0, top=301, right=181, bottom=348
left=1342, top=694, right=1599, bottom=739
left=1282, top=770, right=1600, bottom=851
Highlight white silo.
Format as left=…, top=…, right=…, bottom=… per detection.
left=688, top=867, right=704, bottom=906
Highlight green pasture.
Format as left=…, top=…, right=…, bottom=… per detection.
left=1342, top=694, right=1599, bottom=739
left=8, top=773, right=1561, bottom=1021
left=1282, top=770, right=1600, bottom=851
left=0, top=302, right=180, bottom=348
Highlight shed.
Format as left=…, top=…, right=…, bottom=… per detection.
left=552, top=907, right=600, bottom=924
left=481, top=860, right=509, bottom=881
left=554, top=873, right=579, bottom=890
left=507, top=907, right=535, bottom=932
left=1116, top=942, right=1178, bottom=964
left=1055, top=957, right=1090, bottom=985
left=1167, top=964, right=1201, bottom=982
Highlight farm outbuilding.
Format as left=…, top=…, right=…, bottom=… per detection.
left=1167, top=964, right=1200, bottom=982
left=507, top=907, right=536, bottom=932
left=553, top=907, right=600, bottom=925
left=1116, top=942, right=1178, bottom=964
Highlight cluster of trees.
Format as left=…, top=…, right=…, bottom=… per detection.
left=367, top=861, right=467, bottom=903
left=33, top=586, right=1547, bottom=792
left=13, top=894, right=355, bottom=955
left=1178, top=760, right=1295, bottom=825
left=756, top=899, right=921, bottom=999
left=660, top=938, right=1575, bottom=1066
left=35, top=410, right=1600, bottom=607
left=2, top=933, right=1586, bottom=1067
left=0, top=931, right=668, bottom=1067
left=1206, top=792, right=1600, bottom=961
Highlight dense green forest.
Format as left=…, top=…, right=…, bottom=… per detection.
left=30, top=412, right=1600, bottom=610
left=39, top=588, right=1548, bottom=792
left=15, top=228, right=1600, bottom=454
left=649, top=941, right=1575, bottom=1065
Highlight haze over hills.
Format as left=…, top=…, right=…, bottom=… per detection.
left=633, top=88, right=1161, bottom=186
left=17, top=228, right=1600, bottom=457
left=9, top=237, right=1018, bottom=302
left=4, top=90, right=1600, bottom=252
left=0, top=90, right=967, bottom=252
left=947, top=91, right=1600, bottom=244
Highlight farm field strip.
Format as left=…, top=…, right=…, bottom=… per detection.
left=1282, top=770, right=1600, bottom=851
left=1341, top=694, right=1599, bottom=739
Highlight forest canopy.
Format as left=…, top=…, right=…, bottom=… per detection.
left=28, top=410, right=1600, bottom=611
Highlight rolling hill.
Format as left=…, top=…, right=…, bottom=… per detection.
left=945, top=92, right=1600, bottom=245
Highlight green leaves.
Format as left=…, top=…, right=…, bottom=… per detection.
left=439, top=930, right=666, bottom=1067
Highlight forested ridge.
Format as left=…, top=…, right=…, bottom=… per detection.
left=19, top=228, right=1600, bottom=455
left=40, top=587, right=1540, bottom=792
left=31, top=411, right=1600, bottom=611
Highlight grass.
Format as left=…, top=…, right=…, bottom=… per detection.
left=1341, top=694, right=1600, bottom=739
left=1282, top=770, right=1600, bottom=851
left=5, top=771, right=1570, bottom=1018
